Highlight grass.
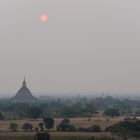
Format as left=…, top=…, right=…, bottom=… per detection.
left=0, top=136, right=32, bottom=140
left=0, top=131, right=114, bottom=140
left=0, top=135, right=116, bottom=140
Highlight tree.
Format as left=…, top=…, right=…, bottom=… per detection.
left=27, top=107, right=43, bottom=119
left=9, top=122, right=18, bottom=132
left=22, top=123, right=33, bottom=131
left=106, top=121, right=140, bottom=140
left=61, top=107, right=78, bottom=117
left=43, top=118, right=54, bottom=129
left=0, top=112, right=4, bottom=120
left=83, top=103, right=97, bottom=115
left=57, top=118, right=76, bottom=131
left=39, top=123, right=44, bottom=131
left=103, top=108, right=120, bottom=117
left=14, top=103, right=29, bottom=119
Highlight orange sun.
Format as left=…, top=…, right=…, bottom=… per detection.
left=40, top=15, right=48, bottom=22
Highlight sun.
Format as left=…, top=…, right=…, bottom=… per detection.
left=40, top=15, right=48, bottom=22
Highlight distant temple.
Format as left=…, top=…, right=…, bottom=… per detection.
left=13, top=78, right=36, bottom=103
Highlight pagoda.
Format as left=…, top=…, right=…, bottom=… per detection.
left=13, top=78, right=36, bottom=103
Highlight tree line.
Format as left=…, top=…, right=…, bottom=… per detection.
left=0, top=96, right=140, bottom=119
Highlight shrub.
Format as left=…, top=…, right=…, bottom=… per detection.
left=89, top=124, right=101, bottom=132
left=9, top=122, right=18, bottom=132
left=57, top=119, right=77, bottom=132
left=22, top=123, right=33, bottom=131
left=78, top=124, right=101, bottom=132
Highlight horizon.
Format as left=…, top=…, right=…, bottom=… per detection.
left=1, top=78, right=140, bottom=97
left=0, top=90, right=140, bottom=99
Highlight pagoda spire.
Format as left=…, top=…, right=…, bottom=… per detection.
left=22, top=77, right=26, bottom=87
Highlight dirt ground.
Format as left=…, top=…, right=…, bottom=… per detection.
left=0, top=115, right=124, bottom=132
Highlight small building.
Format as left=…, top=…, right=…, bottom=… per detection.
left=12, top=78, right=36, bottom=103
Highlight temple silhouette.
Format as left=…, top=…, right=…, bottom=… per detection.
left=13, top=78, right=36, bottom=103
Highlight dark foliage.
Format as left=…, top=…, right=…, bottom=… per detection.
left=34, top=132, right=50, bottom=140
left=43, top=117, right=54, bottom=129
left=57, top=118, right=77, bottom=132
left=22, top=123, right=33, bottom=131
left=106, top=121, right=140, bottom=140
left=78, top=124, right=101, bottom=132
left=39, top=123, right=44, bottom=131
left=9, top=122, right=18, bottom=132
left=0, top=96, right=140, bottom=119
left=103, top=108, right=120, bottom=117
left=27, top=107, right=43, bottom=119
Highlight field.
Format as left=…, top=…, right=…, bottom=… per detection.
left=0, top=115, right=124, bottom=131
left=0, top=115, right=124, bottom=140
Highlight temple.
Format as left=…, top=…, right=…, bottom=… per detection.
left=13, top=78, right=36, bottom=103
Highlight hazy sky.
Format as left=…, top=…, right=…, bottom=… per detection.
left=0, top=0, right=140, bottom=94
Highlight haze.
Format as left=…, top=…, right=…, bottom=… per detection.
left=0, top=0, right=140, bottom=94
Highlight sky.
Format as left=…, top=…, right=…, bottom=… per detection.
left=0, top=0, right=140, bottom=95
